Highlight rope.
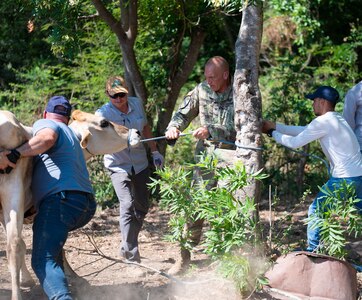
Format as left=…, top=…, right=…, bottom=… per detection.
left=140, top=132, right=192, bottom=143
left=216, top=139, right=264, bottom=151
left=214, top=139, right=329, bottom=171
left=140, top=132, right=329, bottom=170
left=281, top=145, right=330, bottom=173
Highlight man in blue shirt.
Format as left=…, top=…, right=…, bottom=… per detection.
left=0, top=96, right=96, bottom=300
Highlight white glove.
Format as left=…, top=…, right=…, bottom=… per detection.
left=152, top=151, right=164, bottom=169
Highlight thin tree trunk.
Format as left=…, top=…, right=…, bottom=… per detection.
left=92, top=0, right=206, bottom=138
left=296, top=145, right=308, bottom=196
left=157, top=29, right=206, bottom=155
left=92, top=0, right=147, bottom=102
left=92, top=0, right=209, bottom=157
left=233, top=4, right=263, bottom=205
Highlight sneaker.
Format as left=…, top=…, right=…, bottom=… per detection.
left=351, top=263, right=362, bottom=272
left=123, top=257, right=141, bottom=264
left=120, top=249, right=141, bottom=264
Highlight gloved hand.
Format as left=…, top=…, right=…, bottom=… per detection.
left=0, top=149, right=21, bottom=174
left=152, top=151, right=164, bottom=169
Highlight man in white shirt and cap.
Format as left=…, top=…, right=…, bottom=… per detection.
left=263, top=86, right=362, bottom=252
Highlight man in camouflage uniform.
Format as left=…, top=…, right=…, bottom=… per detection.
left=165, top=56, right=236, bottom=274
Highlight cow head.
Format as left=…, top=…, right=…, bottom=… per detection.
left=69, top=110, right=140, bottom=160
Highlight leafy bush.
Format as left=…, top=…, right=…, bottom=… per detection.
left=87, top=156, right=117, bottom=208
left=306, top=181, right=362, bottom=258
left=218, top=252, right=270, bottom=296
left=149, top=154, right=269, bottom=293
left=164, top=127, right=197, bottom=167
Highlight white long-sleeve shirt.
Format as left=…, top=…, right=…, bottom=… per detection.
left=343, top=81, right=362, bottom=150
left=273, top=111, right=362, bottom=178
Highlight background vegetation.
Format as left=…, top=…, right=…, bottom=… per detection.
left=0, top=0, right=361, bottom=208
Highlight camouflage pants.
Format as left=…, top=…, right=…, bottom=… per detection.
left=184, top=140, right=236, bottom=247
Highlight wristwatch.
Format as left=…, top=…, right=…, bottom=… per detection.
left=267, top=129, right=275, bottom=137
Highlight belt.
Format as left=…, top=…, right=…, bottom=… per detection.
left=55, top=190, right=94, bottom=200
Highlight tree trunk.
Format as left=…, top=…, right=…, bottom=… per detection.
left=157, top=29, right=206, bottom=155
left=92, top=0, right=206, bottom=144
left=233, top=4, right=263, bottom=204
left=92, top=0, right=148, bottom=103
left=296, top=145, right=308, bottom=196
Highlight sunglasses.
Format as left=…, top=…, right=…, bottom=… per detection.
left=110, top=92, right=127, bottom=99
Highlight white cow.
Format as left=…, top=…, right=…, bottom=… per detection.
left=0, top=109, right=140, bottom=300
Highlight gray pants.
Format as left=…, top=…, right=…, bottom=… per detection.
left=110, top=168, right=150, bottom=262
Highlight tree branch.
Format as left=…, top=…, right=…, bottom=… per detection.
left=91, top=0, right=124, bottom=38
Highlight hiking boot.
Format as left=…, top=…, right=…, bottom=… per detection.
left=168, top=248, right=191, bottom=275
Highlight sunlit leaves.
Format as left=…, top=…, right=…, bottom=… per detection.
left=305, top=181, right=362, bottom=258
left=148, top=153, right=267, bottom=257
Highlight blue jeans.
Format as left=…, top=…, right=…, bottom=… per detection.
left=307, top=176, right=362, bottom=251
left=31, top=191, right=96, bottom=300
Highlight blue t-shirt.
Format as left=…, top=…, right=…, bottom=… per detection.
left=31, top=119, right=93, bottom=207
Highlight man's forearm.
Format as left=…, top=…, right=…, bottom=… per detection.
left=16, top=129, right=57, bottom=157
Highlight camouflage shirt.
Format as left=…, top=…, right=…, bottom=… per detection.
left=167, top=80, right=236, bottom=142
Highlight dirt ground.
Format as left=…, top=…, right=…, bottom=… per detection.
left=1, top=201, right=361, bottom=300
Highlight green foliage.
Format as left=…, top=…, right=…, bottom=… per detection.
left=268, top=190, right=310, bottom=253
left=31, top=0, right=97, bottom=59
left=149, top=155, right=268, bottom=255
left=218, top=254, right=251, bottom=293
left=0, top=15, right=122, bottom=116
left=0, top=62, right=67, bottom=125
left=218, top=253, right=270, bottom=295
left=204, top=0, right=263, bottom=12
left=267, top=0, right=321, bottom=47
left=54, top=23, right=123, bottom=112
left=87, top=156, right=117, bottom=208
left=306, top=181, right=362, bottom=258
left=200, top=190, right=257, bottom=254
left=260, top=0, right=361, bottom=201
left=165, top=127, right=197, bottom=167
left=149, top=164, right=197, bottom=245
left=149, top=154, right=269, bottom=293
left=0, top=1, right=54, bottom=86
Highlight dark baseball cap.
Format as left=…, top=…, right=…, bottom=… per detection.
left=305, top=86, right=340, bottom=104
left=45, top=96, right=72, bottom=117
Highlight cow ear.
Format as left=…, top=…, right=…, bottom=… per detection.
left=72, top=110, right=86, bottom=121
left=72, top=110, right=81, bottom=120
left=80, top=130, right=91, bottom=148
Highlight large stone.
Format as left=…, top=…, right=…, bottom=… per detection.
left=264, top=251, right=357, bottom=300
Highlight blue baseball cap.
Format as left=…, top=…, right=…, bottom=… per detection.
left=45, top=96, right=72, bottom=117
left=305, top=86, right=340, bottom=104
